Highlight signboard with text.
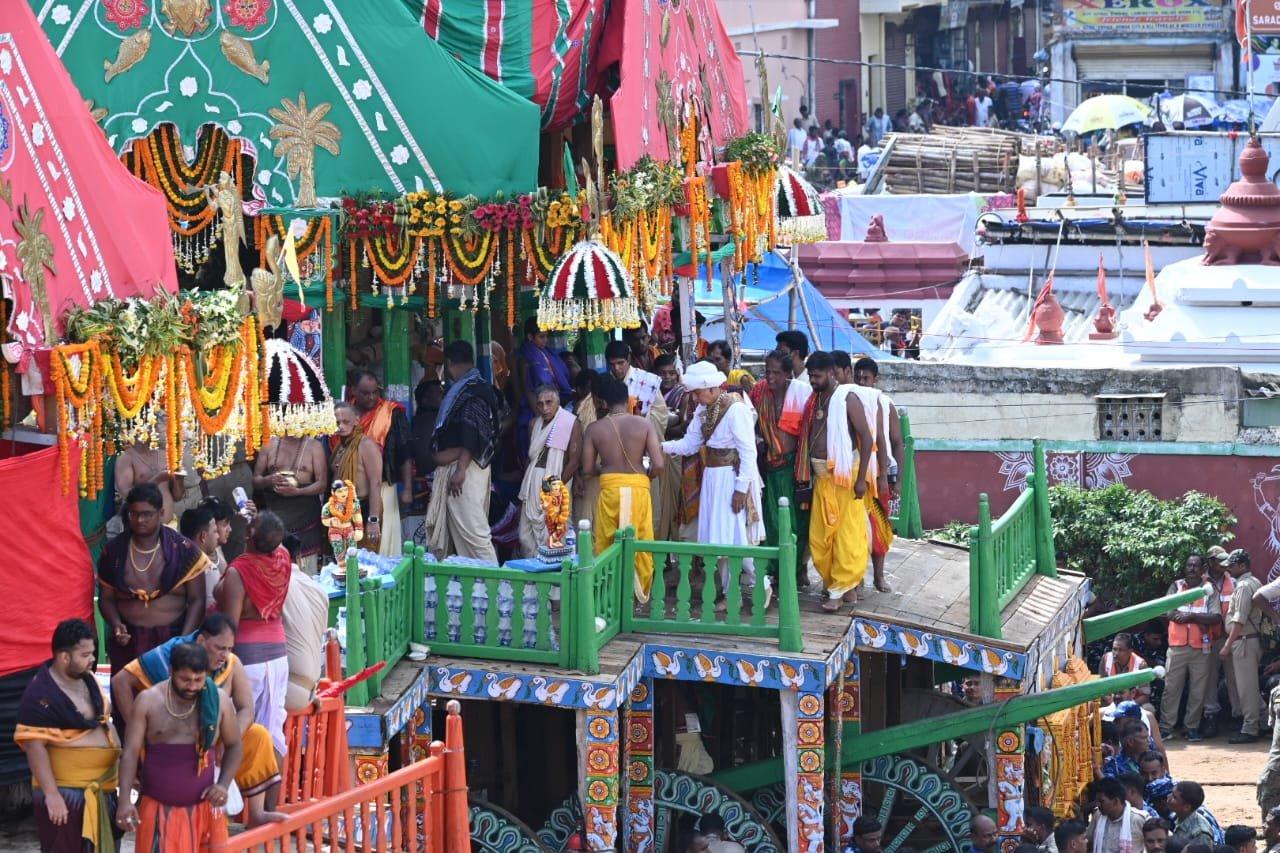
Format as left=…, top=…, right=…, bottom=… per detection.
left=1253, top=0, right=1280, bottom=34
left=1145, top=132, right=1280, bottom=204
left=1061, top=0, right=1225, bottom=33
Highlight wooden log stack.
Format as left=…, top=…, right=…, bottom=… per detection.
left=878, top=126, right=1061, bottom=195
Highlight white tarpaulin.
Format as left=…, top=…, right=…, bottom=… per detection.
left=836, top=192, right=984, bottom=255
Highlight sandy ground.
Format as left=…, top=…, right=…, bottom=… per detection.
left=1165, top=734, right=1272, bottom=829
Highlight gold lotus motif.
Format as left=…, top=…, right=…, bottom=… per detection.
left=161, top=0, right=212, bottom=36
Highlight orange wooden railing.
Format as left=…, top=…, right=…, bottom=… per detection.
left=208, top=700, right=470, bottom=853
left=280, top=695, right=350, bottom=806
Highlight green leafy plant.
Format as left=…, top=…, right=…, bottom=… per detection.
left=723, top=132, right=780, bottom=175
left=925, top=520, right=973, bottom=546
left=609, top=156, right=684, bottom=221
left=1047, top=484, right=1235, bottom=609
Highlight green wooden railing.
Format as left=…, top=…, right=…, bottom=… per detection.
left=619, top=501, right=803, bottom=653
left=969, top=440, right=1057, bottom=639
left=889, top=411, right=924, bottom=539
left=341, top=543, right=418, bottom=706
left=419, top=558, right=571, bottom=669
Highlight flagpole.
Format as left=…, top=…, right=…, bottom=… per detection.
left=1249, top=0, right=1257, bottom=135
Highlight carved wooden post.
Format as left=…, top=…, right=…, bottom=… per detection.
left=783, top=689, right=826, bottom=853
left=624, top=678, right=656, bottom=853
left=994, top=723, right=1028, bottom=848
left=834, top=657, right=862, bottom=845
left=580, top=705, right=621, bottom=852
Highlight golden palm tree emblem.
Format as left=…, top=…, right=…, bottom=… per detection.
left=268, top=92, right=341, bottom=209
left=12, top=199, right=58, bottom=344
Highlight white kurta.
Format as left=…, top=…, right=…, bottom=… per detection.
left=661, top=399, right=765, bottom=547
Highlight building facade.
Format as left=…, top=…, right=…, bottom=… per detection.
left=1048, top=0, right=1234, bottom=126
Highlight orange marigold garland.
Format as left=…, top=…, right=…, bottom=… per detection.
left=52, top=342, right=104, bottom=496
left=685, top=176, right=713, bottom=291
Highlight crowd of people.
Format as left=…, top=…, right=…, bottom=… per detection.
left=17, top=494, right=330, bottom=849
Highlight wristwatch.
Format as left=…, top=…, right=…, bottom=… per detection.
left=367, top=516, right=380, bottom=524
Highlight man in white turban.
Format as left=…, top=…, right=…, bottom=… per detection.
left=660, top=361, right=771, bottom=611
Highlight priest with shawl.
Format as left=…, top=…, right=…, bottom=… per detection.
left=350, top=369, right=413, bottom=557
left=514, top=319, right=573, bottom=456
left=98, top=484, right=210, bottom=677
left=17, top=619, right=122, bottom=853
left=215, top=512, right=292, bottom=759
left=518, top=385, right=582, bottom=557
left=426, top=340, right=504, bottom=562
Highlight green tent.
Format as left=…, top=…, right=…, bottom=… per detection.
left=32, top=0, right=540, bottom=200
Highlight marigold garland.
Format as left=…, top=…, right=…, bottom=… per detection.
left=444, top=230, right=496, bottom=287
left=364, top=234, right=419, bottom=288
left=685, top=176, right=714, bottom=290
left=52, top=342, right=104, bottom=496
left=104, top=351, right=159, bottom=421
left=179, top=343, right=245, bottom=435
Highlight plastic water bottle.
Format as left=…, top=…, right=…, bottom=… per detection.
left=232, top=486, right=252, bottom=520
left=1202, top=631, right=1211, bottom=655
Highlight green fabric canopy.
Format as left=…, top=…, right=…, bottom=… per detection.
left=31, top=0, right=539, bottom=200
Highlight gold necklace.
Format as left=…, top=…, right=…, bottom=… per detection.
left=165, top=682, right=197, bottom=719
left=128, top=541, right=159, bottom=574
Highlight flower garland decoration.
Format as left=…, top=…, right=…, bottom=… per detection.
left=684, top=175, right=714, bottom=290
left=51, top=342, right=104, bottom=496
left=55, top=296, right=273, bottom=491
left=253, top=215, right=335, bottom=307
left=121, top=125, right=250, bottom=274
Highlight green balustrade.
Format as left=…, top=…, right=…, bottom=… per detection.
left=888, top=411, right=923, bottom=539
left=969, top=440, right=1058, bottom=640
left=337, top=543, right=417, bottom=706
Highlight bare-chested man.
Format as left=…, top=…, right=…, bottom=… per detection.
left=115, top=441, right=186, bottom=527
left=98, top=484, right=209, bottom=679
left=16, top=619, right=122, bottom=853
left=582, top=375, right=664, bottom=603
left=115, top=642, right=242, bottom=849
left=113, top=614, right=284, bottom=827
left=795, top=352, right=872, bottom=611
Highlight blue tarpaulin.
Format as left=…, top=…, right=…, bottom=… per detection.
left=698, top=252, right=893, bottom=358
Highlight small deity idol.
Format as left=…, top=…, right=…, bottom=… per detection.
left=321, top=479, right=364, bottom=566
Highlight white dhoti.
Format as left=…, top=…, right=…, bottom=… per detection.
left=425, top=460, right=497, bottom=563
left=517, top=410, right=574, bottom=558
left=244, top=656, right=290, bottom=757
left=376, top=482, right=403, bottom=558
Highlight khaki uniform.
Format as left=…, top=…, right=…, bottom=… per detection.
left=1205, top=573, right=1239, bottom=718
left=1158, top=581, right=1221, bottom=733
left=1226, top=573, right=1264, bottom=735
left=1259, top=684, right=1280, bottom=818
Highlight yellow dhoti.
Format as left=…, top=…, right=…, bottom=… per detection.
left=595, top=473, right=655, bottom=603
left=237, top=723, right=281, bottom=796
left=809, top=462, right=869, bottom=597
left=41, top=745, right=120, bottom=852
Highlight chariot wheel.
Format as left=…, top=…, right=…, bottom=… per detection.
left=750, top=754, right=976, bottom=852
left=538, top=769, right=782, bottom=852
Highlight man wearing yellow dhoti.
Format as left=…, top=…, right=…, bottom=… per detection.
left=606, top=341, right=670, bottom=545
left=16, top=619, right=122, bottom=853
left=582, top=376, right=664, bottom=603
left=794, top=352, right=873, bottom=612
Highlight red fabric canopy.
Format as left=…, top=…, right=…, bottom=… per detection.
left=0, top=446, right=93, bottom=677
left=598, top=0, right=750, bottom=170
left=0, top=3, right=176, bottom=351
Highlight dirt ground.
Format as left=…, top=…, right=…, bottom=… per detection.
left=1165, top=734, right=1272, bottom=829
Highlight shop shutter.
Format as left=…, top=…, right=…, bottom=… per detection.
left=886, top=22, right=908, bottom=111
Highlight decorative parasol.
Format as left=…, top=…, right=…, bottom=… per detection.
left=1151, top=94, right=1219, bottom=129
left=263, top=338, right=337, bottom=436
left=775, top=165, right=827, bottom=245
left=1061, top=95, right=1150, bottom=135
left=537, top=96, right=640, bottom=331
